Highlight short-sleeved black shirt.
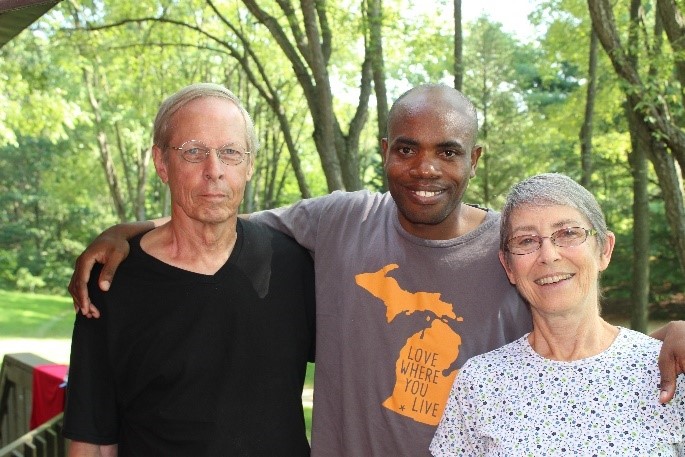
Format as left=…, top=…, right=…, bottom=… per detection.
left=63, top=220, right=315, bottom=456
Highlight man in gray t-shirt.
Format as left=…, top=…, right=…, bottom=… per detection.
left=248, top=85, right=531, bottom=454
left=251, top=190, right=530, bottom=456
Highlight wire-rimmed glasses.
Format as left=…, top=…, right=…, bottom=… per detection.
left=167, top=140, right=251, bottom=166
left=505, top=227, right=597, bottom=255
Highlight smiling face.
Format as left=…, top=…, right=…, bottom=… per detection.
left=382, top=87, right=482, bottom=240
left=153, top=96, right=254, bottom=226
left=499, top=204, right=615, bottom=318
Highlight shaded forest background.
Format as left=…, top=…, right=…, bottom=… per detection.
left=1, top=0, right=684, bottom=330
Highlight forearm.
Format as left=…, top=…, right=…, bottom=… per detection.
left=69, top=218, right=168, bottom=317
left=107, top=217, right=167, bottom=240
left=68, top=442, right=117, bottom=457
left=653, top=320, right=685, bottom=403
left=650, top=321, right=685, bottom=341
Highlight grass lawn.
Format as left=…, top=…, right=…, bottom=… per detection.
left=0, top=289, right=74, bottom=338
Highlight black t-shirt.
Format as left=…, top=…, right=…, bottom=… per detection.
left=63, top=220, right=315, bottom=456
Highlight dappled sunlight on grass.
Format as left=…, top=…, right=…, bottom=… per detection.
left=0, top=289, right=74, bottom=338
left=304, top=405, right=312, bottom=441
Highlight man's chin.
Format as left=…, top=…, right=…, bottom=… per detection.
left=398, top=209, right=450, bottom=227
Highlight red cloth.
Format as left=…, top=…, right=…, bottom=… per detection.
left=30, top=364, right=68, bottom=429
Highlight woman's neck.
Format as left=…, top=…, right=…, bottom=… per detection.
left=527, top=313, right=619, bottom=361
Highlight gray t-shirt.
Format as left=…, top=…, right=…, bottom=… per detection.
left=252, top=190, right=531, bottom=456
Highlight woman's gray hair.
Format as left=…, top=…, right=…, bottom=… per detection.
left=500, top=173, right=609, bottom=253
left=152, top=82, right=259, bottom=155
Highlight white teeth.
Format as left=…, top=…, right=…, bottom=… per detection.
left=535, top=274, right=572, bottom=285
left=415, top=190, right=441, bottom=197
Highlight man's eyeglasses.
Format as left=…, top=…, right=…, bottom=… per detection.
left=167, top=140, right=251, bottom=166
left=505, top=227, right=597, bottom=255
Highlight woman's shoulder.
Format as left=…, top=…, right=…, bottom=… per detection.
left=612, top=326, right=662, bottom=356
left=460, top=336, right=530, bottom=376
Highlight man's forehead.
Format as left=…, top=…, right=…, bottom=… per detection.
left=388, top=107, right=475, bottom=140
left=393, top=93, right=472, bottom=120
left=166, top=97, right=248, bottom=144
left=172, top=98, right=243, bottom=126
left=177, top=96, right=239, bottom=115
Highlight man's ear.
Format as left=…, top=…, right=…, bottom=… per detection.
left=381, top=138, right=389, bottom=166
left=245, top=155, right=255, bottom=181
left=152, top=145, right=169, bottom=184
left=470, top=144, right=483, bottom=178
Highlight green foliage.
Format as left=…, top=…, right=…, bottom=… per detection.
left=646, top=201, right=685, bottom=302
left=0, top=137, right=115, bottom=293
left=15, top=268, right=46, bottom=293
left=0, top=0, right=682, bottom=307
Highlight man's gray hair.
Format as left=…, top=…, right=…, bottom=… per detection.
left=153, top=82, right=259, bottom=155
left=499, top=173, right=609, bottom=253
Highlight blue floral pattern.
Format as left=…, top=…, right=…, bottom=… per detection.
left=430, top=327, right=685, bottom=456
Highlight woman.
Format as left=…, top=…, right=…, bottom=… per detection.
left=430, top=173, right=685, bottom=456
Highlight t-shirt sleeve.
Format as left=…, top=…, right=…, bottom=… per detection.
left=62, top=267, right=119, bottom=444
left=429, top=364, right=485, bottom=456
left=303, top=253, right=316, bottom=363
left=249, top=192, right=347, bottom=252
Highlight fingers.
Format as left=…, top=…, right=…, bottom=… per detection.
left=68, top=254, right=98, bottom=317
left=657, top=351, right=676, bottom=403
left=656, top=320, right=685, bottom=403
left=86, top=303, right=101, bottom=319
left=659, top=377, right=676, bottom=404
left=658, top=357, right=685, bottom=404
left=97, top=257, right=123, bottom=294
left=658, top=343, right=678, bottom=404
left=67, top=232, right=129, bottom=319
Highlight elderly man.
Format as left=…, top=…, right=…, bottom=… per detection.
left=63, top=83, right=315, bottom=456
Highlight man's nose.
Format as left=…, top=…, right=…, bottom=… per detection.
left=203, top=150, right=225, bottom=180
left=410, top=152, right=440, bottom=178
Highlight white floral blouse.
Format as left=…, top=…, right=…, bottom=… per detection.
left=430, top=327, right=685, bottom=456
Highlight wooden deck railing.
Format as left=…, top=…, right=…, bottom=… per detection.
left=0, top=413, right=65, bottom=457
left=0, top=354, right=67, bottom=457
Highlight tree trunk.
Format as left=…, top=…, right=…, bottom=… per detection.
left=83, top=68, right=127, bottom=223
left=300, top=0, right=346, bottom=191
left=135, top=145, right=151, bottom=221
left=579, top=28, right=598, bottom=188
left=367, top=0, right=388, bottom=142
left=206, top=0, right=313, bottom=199
left=626, top=101, right=651, bottom=333
left=588, top=0, right=685, bottom=275
left=453, top=0, right=463, bottom=91
left=366, top=0, right=388, bottom=189
left=241, top=0, right=370, bottom=192
left=588, top=0, right=685, bottom=169
left=625, top=0, right=649, bottom=333
left=656, top=0, right=685, bottom=109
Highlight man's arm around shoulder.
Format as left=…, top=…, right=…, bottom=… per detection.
left=651, top=321, right=685, bottom=403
